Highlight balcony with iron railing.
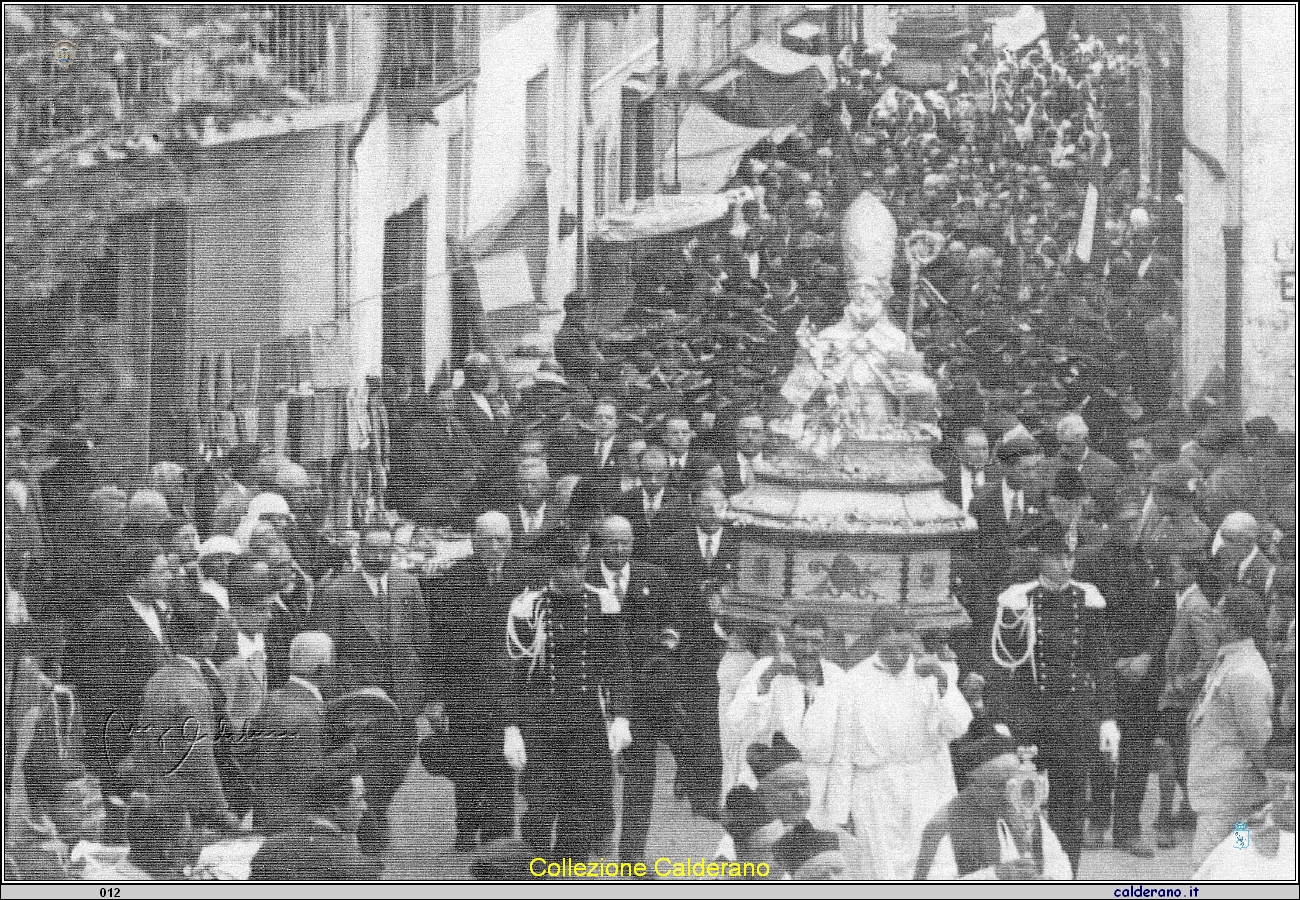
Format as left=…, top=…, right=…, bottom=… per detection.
left=5, top=4, right=361, bottom=158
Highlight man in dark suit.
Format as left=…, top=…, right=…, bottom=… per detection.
left=963, top=433, right=1045, bottom=653
left=613, top=446, right=685, bottom=566
left=505, top=458, right=557, bottom=548
left=661, top=414, right=696, bottom=489
left=1050, top=413, right=1123, bottom=520
left=936, top=426, right=1001, bottom=515
left=586, top=397, right=626, bottom=477
left=249, top=631, right=333, bottom=833
left=455, top=352, right=512, bottom=477
left=313, top=524, right=436, bottom=855
left=423, top=511, right=524, bottom=851
left=593, top=515, right=677, bottom=863
left=658, top=487, right=739, bottom=818
left=79, top=550, right=175, bottom=802
left=721, top=413, right=768, bottom=497
left=132, top=590, right=241, bottom=830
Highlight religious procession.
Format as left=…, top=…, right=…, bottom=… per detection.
left=4, top=3, right=1296, bottom=886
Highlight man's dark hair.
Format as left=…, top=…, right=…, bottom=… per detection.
left=1220, top=587, right=1267, bottom=643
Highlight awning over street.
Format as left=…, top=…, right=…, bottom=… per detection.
left=661, top=103, right=783, bottom=195
left=456, top=166, right=550, bottom=360
left=594, top=192, right=732, bottom=243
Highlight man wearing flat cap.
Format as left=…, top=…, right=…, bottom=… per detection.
left=989, top=522, right=1118, bottom=874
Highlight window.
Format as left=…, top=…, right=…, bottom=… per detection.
left=481, top=5, right=531, bottom=37
left=525, top=70, right=549, bottom=169
left=382, top=199, right=428, bottom=382
left=619, top=90, right=656, bottom=203
left=386, top=6, right=479, bottom=93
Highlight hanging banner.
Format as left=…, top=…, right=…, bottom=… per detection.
left=473, top=250, right=536, bottom=313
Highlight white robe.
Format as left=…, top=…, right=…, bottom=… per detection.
left=845, top=654, right=972, bottom=879
left=726, top=656, right=854, bottom=826
left=717, top=648, right=758, bottom=804
left=924, top=815, right=1073, bottom=880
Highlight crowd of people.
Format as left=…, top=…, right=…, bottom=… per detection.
left=5, top=354, right=1296, bottom=880
left=3, top=25, right=1296, bottom=884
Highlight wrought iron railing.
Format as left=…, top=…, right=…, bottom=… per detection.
left=5, top=5, right=357, bottom=154
left=384, top=5, right=479, bottom=95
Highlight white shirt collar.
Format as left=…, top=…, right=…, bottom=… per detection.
left=175, top=654, right=203, bottom=674
left=697, top=527, right=722, bottom=558
left=1239, top=544, right=1261, bottom=581
left=362, top=571, right=389, bottom=598
left=644, top=488, right=663, bottom=511
left=200, top=579, right=230, bottom=612
left=1001, top=479, right=1024, bottom=519
left=237, top=630, right=266, bottom=658
left=601, top=561, right=630, bottom=590
left=520, top=501, right=547, bottom=532
left=1175, top=583, right=1199, bottom=610
left=127, top=595, right=166, bottom=645
left=288, top=675, right=323, bottom=703
left=471, top=391, right=494, bottom=421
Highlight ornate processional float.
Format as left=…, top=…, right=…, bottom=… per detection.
left=722, top=190, right=975, bottom=645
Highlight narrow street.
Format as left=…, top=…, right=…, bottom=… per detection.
left=383, top=749, right=1197, bottom=880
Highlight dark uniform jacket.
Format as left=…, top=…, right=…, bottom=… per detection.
left=991, top=579, right=1116, bottom=732
left=507, top=584, right=631, bottom=731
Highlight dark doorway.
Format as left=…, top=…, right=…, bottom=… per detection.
left=382, top=198, right=428, bottom=383
left=149, top=205, right=190, bottom=465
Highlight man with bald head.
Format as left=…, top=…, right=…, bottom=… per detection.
left=1049, top=413, right=1122, bottom=518
left=251, top=632, right=335, bottom=831
left=614, top=445, right=686, bottom=566
left=424, top=511, right=525, bottom=851
left=594, top=514, right=676, bottom=863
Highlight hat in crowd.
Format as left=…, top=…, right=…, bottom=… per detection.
left=470, top=838, right=537, bottom=881
left=1148, top=461, right=1201, bottom=498
left=723, top=785, right=781, bottom=845
left=996, top=433, right=1040, bottom=465
left=198, top=535, right=243, bottom=560
left=250, top=827, right=364, bottom=880
left=1048, top=467, right=1088, bottom=500
left=1245, top=415, right=1279, bottom=444
left=747, top=731, right=803, bottom=783
left=126, top=489, right=174, bottom=527
left=773, top=823, right=846, bottom=878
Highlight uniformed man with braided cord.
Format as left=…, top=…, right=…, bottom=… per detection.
left=503, top=535, right=633, bottom=859
left=990, top=522, right=1119, bottom=875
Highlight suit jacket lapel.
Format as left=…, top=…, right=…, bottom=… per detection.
left=344, top=572, right=387, bottom=648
